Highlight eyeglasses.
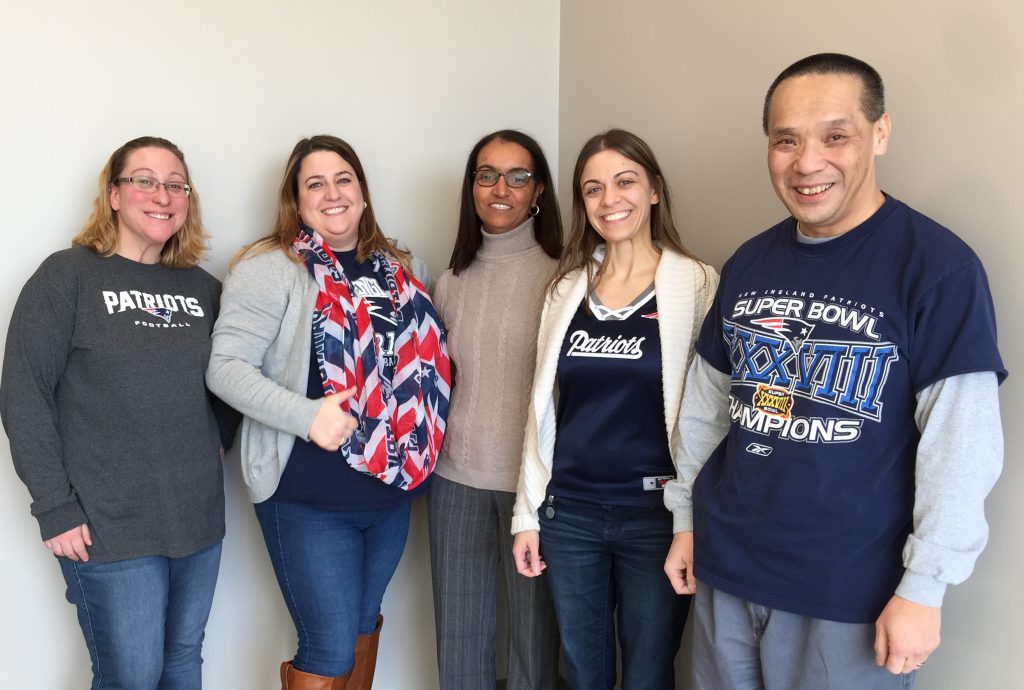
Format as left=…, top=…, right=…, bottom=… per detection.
left=473, top=168, right=534, bottom=188
left=114, top=176, right=192, bottom=197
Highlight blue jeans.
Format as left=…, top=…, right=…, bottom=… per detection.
left=540, top=496, right=689, bottom=690
left=58, top=541, right=222, bottom=690
left=254, top=499, right=411, bottom=677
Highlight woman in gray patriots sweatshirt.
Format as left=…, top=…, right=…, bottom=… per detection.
left=1, top=136, right=235, bottom=690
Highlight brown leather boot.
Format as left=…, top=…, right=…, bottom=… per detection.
left=347, top=615, right=383, bottom=689
left=280, top=661, right=351, bottom=690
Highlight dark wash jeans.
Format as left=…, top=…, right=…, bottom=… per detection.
left=59, top=540, right=222, bottom=690
left=539, top=495, right=689, bottom=690
left=254, top=499, right=410, bottom=677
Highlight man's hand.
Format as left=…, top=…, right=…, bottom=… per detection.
left=664, top=531, right=697, bottom=595
left=874, top=595, right=941, bottom=674
left=45, top=523, right=92, bottom=561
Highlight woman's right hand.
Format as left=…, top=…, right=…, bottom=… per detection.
left=308, top=387, right=359, bottom=451
left=513, top=530, right=546, bottom=577
left=45, top=523, right=91, bottom=561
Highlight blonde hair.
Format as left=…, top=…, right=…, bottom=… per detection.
left=234, top=135, right=410, bottom=270
left=72, top=136, right=208, bottom=268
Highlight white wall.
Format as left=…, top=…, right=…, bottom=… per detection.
left=560, top=2, right=1023, bottom=689
left=5, top=2, right=1021, bottom=688
left=0, top=2, right=559, bottom=687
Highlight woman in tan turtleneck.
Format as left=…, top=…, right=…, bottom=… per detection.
left=428, top=130, right=563, bottom=690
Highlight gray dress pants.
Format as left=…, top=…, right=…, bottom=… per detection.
left=693, top=584, right=918, bottom=690
left=428, top=475, right=560, bottom=690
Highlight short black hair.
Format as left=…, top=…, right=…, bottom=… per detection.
left=762, top=53, right=885, bottom=135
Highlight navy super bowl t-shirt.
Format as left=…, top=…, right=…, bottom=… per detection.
left=692, top=195, right=1005, bottom=623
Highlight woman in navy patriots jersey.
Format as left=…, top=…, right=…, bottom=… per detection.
left=511, top=129, right=718, bottom=690
left=207, top=135, right=450, bottom=690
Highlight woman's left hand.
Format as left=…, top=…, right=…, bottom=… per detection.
left=512, top=530, right=546, bottom=577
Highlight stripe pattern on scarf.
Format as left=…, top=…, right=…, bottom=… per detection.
left=293, top=227, right=451, bottom=490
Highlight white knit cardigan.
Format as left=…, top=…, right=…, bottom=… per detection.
left=511, top=249, right=719, bottom=533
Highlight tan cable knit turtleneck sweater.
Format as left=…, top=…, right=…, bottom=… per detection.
left=431, top=219, right=557, bottom=492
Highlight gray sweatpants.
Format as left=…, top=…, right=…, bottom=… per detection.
left=693, top=585, right=917, bottom=690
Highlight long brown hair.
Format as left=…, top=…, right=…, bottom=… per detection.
left=551, top=128, right=702, bottom=295
left=234, top=135, right=410, bottom=269
left=73, top=136, right=208, bottom=268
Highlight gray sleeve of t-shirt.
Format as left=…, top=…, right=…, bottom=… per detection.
left=0, top=258, right=88, bottom=539
left=664, top=355, right=732, bottom=533
left=896, top=371, right=1003, bottom=607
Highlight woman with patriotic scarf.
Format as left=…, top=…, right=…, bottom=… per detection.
left=207, top=135, right=450, bottom=690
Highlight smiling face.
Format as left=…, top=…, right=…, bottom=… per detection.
left=766, top=72, right=891, bottom=238
left=579, top=149, right=659, bottom=246
left=109, top=146, right=189, bottom=263
left=472, top=140, right=544, bottom=235
left=297, top=150, right=365, bottom=250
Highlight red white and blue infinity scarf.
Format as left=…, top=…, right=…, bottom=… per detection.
left=293, top=226, right=451, bottom=490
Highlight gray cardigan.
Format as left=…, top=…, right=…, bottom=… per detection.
left=206, top=248, right=432, bottom=503
left=206, top=249, right=322, bottom=503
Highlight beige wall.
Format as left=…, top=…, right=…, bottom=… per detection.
left=0, top=2, right=559, bottom=687
left=560, top=1, right=1023, bottom=688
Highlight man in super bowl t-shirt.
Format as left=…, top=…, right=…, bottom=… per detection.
left=664, top=53, right=1006, bottom=690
